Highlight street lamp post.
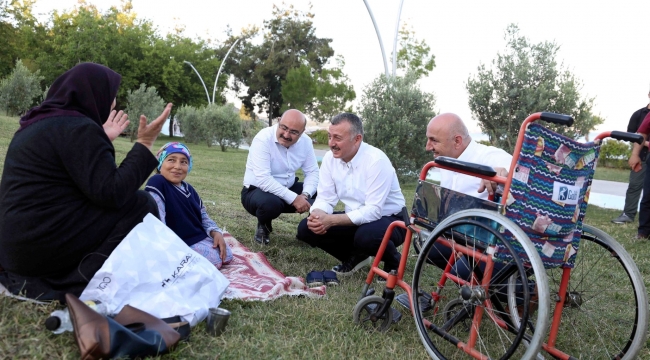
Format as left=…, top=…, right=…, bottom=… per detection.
left=362, top=0, right=406, bottom=78
left=212, top=38, right=240, bottom=104
left=183, top=60, right=211, bottom=104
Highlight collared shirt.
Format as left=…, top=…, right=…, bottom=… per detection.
left=628, top=104, right=650, bottom=133
left=440, top=140, right=513, bottom=200
left=243, top=124, right=319, bottom=204
left=310, top=142, right=405, bottom=225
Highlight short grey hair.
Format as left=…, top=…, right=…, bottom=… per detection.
left=331, top=112, right=363, bottom=137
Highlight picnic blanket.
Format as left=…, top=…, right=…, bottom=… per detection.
left=221, top=233, right=326, bottom=301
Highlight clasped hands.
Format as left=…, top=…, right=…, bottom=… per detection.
left=306, top=209, right=332, bottom=235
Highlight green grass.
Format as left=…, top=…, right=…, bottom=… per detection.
left=593, top=166, right=631, bottom=182
left=0, top=115, right=648, bottom=359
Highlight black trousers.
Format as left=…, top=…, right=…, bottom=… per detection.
left=637, top=157, right=650, bottom=234
left=241, top=180, right=308, bottom=232
left=296, top=213, right=406, bottom=269
left=0, top=190, right=158, bottom=303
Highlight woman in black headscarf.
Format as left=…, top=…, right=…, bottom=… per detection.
left=0, top=63, right=172, bottom=302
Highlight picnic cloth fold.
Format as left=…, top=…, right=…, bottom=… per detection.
left=221, top=233, right=326, bottom=301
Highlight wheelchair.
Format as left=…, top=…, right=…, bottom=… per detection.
left=353, top=112, right=649, bottom=359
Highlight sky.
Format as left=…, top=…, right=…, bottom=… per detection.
left=34, top=0, right=650, bottom=133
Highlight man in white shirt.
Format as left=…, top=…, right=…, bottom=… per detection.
left=396, top=112, right=513, bottom=311
left=296, top=113, right=406, bottom=275
left=241, top=109, right=319, bottom=245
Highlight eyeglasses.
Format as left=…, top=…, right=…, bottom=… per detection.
left=278, top=124, right=301, bottom=136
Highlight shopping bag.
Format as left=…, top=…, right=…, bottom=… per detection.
left=80, top=213, right=229, bottom=327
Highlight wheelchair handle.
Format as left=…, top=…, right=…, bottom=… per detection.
left=540, top=112, right=574, bottom=126
left=609, top=131, right=644, bottom=144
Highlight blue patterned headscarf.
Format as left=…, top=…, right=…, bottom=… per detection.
left=156, top=142, right=193, bottom=173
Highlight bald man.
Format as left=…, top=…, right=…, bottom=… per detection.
left=396, top=113, right=513, bottom=311
left=425, top=113, right=512, bottom=198
left=241, top=109, right=319, bottom=245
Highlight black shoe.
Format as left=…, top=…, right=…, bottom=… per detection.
left=332, top=255, right=371, bottom=276
left=254, top=224, right=270, bottom=245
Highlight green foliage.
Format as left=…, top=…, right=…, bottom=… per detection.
left=125, top=83, right=165, bottom=141
left=177, top=104, right=242, bottom=151
left=308, top=129, right=329, bottom=144
left=467, top=24, right=601, bottom=153
left=395, top=22, right=436, bottom=79
left=360, top=73, right=436, bottom=181
left=0, top=59, right=42, bottom=116
left=176, top=105, right=204, bottom=145
left=227, top=4, right=338, bottom=123
left=241, top=119, right=265, bottom=145
left=203, top=103, right=242, bottom=151
left=281, top=57, right=356, bottom=122
left=599, top=139, right=632, bottom=169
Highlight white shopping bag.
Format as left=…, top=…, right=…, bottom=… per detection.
left=80, top=213, right=229, bottom=327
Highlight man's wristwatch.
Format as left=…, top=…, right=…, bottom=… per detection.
left=301, top=192, right=311, bottom=199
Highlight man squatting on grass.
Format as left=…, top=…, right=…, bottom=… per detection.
left=241, top=109, right=319, bottom=245
left=296, top=112, right=407, bottom=276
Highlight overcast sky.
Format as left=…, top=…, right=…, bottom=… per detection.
left=35, top=0, right=650, bottom=133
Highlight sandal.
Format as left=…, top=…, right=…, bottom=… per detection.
left=322, top=270, right=340, bottom=286
left=306, top=270, right=324, bottom=287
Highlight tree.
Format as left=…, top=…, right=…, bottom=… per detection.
left=226, top=4, right=338, bottom=124
left=125, top=83, right=166, bottom=141
left=0, top=58, right=43, bottom=115
left=203, top=103, right=242, bottom=151
left=176, top=105, right=205, bottom=145
left=466, top=24, right=602, bottom=153
left=281, top=56, right=356, bottom=122
left=360, top=72, right=436, bottom=181
left=394, top=22, right=436, bottom=79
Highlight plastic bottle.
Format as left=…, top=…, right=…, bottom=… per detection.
left=44, top=300, right=110, bottom=334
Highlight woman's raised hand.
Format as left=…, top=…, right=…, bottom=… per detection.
left=136, top=103, right=173, bottom=150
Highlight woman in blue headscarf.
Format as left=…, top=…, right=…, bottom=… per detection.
left=0, top=63, right=172, bottom=302
left=146, top=142, right=233, bottom=269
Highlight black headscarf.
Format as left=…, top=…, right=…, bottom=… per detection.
left=18, top=63, right=121, bottom=131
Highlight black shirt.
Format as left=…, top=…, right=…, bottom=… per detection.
left=627, top=104, right=650, bottom=133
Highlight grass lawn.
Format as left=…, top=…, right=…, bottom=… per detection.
left=0, top=114, right=648, bottom=359
left=593, top=165, right=632, bottom=182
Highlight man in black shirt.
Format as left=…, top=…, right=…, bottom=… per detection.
left=612, top=91, right=650, bottom=224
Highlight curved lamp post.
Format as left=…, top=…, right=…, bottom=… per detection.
left=183, top=60, right=211, bottom=104
left=212, top=38, right=240, bottom=104
left=362, top=0, right=406, bottom=78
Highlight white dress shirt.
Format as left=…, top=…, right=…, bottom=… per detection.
left=440, top=140, right=513, bottom=200
left=243, top=124, right=319, bottom=204
left=311, top=142, right=405, bottom=225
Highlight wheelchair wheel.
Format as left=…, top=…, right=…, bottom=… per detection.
left=412, top=209, right=549, bottom=360
left=507, top=224, right=648, bottom=359
left=353, top=295, right=393, bottom=332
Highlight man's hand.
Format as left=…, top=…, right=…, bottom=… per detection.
left=307, top=209, right=330, bottom=235
left=478, top=166, right=508, bottom=195
left=103, top=110, right=129, bottom=142
left=211, top=231, right=227, bottom=262
left=136, top=103, right=173, bottom=150
left=629, top=154, right=642, bottom=172
left=292, top=194, right=311, bottom=213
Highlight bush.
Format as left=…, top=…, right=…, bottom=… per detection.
left=309, top=129, right=328, bottom=144
left=176, top=105, right=205, bottom=145
left=203, top=103, right=242, bottom=151
left=360, top=72, right=435, bottom=181
left=0, top=59, right=43, bottom=116
left=242, top=119, right=265, bottom=145
left=599, top=139, right=632, bottom=169
left=125, top=83, right=166, bottom=141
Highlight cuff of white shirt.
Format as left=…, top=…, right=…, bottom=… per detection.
left=346, top=210, right=364, bottom=226
left=309, top=202, right=332, bottom=215
left=281, top=189, right=298, bottom=204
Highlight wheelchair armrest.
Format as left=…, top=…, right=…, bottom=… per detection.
left=434, top=156, right=497, bottom=177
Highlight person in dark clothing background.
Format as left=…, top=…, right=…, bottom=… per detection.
left=611, top=91, right=650, bottom=224
left=0, top=63, right=172, bottom=302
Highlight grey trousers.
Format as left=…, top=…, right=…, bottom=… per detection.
left=624, top=161, right=646, bottom=218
